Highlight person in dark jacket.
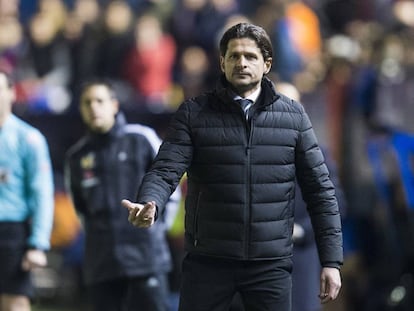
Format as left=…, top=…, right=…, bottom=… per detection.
left=122, top=22, right=343, bottom=311
left=64, top=80, right=180, bottom=311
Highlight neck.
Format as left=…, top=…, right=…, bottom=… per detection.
left=232, top=84, right=261, bottom=99
left=0, top=111, right=11, bottom=127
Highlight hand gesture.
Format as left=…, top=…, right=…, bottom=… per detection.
left=122, top=199, right=156, bottom=228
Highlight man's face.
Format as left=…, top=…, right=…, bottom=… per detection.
left=0, top=73, right=15, bottom=124
left=220, top=38, right=272, bottom=97
left=80, top=85, right=119, bottom=133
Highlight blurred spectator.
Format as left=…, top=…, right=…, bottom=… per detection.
left=168, top=0, right=208, bottom=53
left=354, top=124, right=414, bottom=310
left=122, top=11, right=176, bottom=112
left=393, top=0, right=414, bottom=28
left=0, top=69, right=54, bottom=311
left=169, top=0, right=239, bottom=85
left=91, top=0, right=137, bottom=109
left=38, top=0, right=68, bottom=33
left=62, top=0, right=102, bottom=108
left=16, top=10, right=71, bottom=114
left=174, top=45, right=211, bottom=102
left=95, top=0, right=134, bottom=80
left=168, top=0, right=208, bottom=87
left=270, top=0, right=322, bottom=83
left=0, top=0, right=20, bottom=19
left=197, top=0, right=240, bottom=54
left=0, top=16, right=24, bottom=74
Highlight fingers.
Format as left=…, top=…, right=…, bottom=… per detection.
left=121, top=199, right=144, bottom=224
left=319, top=292, right=331, bottom=304
left=22, top=249, right=47, bottom=271
left=122, top=199, right=156, bottom=228
left=121, top=199, right=137, bottom=212
left=319, top=267, right=341, bottom=304
left=136, top=201, right=156, bottom=228
left=141, top=201, right=156, bottom=220
left=319, top=286, right=340, bottom=304
left=122, top=199, right=143, bottom=223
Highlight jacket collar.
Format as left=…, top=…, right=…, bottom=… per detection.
left=87, top=112, right=126, bottom=143
left=215, top=75, right=280, bottom=108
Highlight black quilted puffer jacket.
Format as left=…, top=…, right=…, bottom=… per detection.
left=137, top=76, right=343, bottom=268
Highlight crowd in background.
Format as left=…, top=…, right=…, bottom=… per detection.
left=2, top=0, right=414, bottom=310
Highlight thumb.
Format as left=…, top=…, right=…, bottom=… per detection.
left=121, top=199, right=137, bottom=212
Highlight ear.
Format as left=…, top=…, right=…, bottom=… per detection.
left=220, top=56, right=225, bottom=73
left=113, top=99, right=120, bottom=114
left=264, top=58, right=272, bottom=74
left=10, top=87, right=16, bottom=103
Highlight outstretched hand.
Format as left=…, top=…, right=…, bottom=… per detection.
left=122, top=199, right=156, bottom=228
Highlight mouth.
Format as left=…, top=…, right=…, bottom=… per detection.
left=234, top=72, right=250, bottom=78
left=90, top=116, right=102, bottom=123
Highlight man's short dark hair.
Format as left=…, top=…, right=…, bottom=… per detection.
left=219, top=23, right=273, bottom=61
left=79, top=78, right=117, bottom=100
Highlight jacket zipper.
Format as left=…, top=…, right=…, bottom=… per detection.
left=193, top=191, right=202, bottom=246
left=244, top=117, right=254, bottom=259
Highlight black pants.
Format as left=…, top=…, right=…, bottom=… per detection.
left=0, top=222, right=32, bottom=297
left=178, top=254, right=292, bottom=311
left=90, top=273, right=169, bottom=311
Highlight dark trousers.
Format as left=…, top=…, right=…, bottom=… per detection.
left=0, top=222, right=32, bottom=297
left=178, top=254, right=292, bottom=311
left=90, top=273, right=169, bottom=311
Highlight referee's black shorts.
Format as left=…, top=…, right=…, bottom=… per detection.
left=0, top=222, right=33, bottom=297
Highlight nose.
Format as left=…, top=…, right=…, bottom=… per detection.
left=89, top=100, right=101, bottom=110
left=236, top=56, right=247, bottom=67
left=83, top=101, right=100, bottom=115
left=93, top=100, right=100, bottom=106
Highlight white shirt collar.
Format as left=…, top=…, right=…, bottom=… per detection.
left=232, top=86, right=261, bottom=104
left=246, top=86, right=261, bottom=103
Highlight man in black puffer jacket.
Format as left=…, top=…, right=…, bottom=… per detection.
left=123, top=22, right=343, bottom=311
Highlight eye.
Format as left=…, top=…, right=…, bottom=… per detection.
left=246, top=54, right=257, bottom=60
left=81, top=100, right=91, bottom=107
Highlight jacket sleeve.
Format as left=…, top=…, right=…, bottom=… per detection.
left=295, top=109, right=343, bottom=268
left=137, top=124, right=183, bottom=227
left=25, top=130, right=54, bottom=250
left=136, top=101, right=193, bottom=216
